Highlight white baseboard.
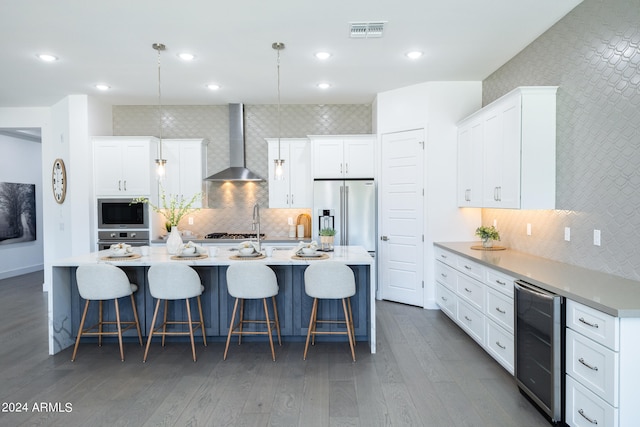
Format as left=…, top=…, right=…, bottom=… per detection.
left=0, top=264, right=44, bottom=281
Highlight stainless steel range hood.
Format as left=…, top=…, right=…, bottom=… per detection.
left=204, top=103, right=264, bottom=182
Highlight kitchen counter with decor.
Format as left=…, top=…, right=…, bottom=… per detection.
left=48, top=246, right=375, bottom=356
left=435, top=242, right=640, bottom=317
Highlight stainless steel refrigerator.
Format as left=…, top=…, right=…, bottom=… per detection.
left=313, top=179, right=376, bottom=252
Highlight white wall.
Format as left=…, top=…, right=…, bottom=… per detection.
left=0, top=108, right=51, bottom=283
left=0, top=134, right=44, bottom=278
left=376, top=81, right=483, bottom=308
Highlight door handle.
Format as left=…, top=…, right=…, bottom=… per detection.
left=381, top=236, right=389, bottom=241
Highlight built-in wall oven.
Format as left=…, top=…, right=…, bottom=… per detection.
left=96, top=198, right=149, bottom=250
left=514, top=280, right=564, bottom=425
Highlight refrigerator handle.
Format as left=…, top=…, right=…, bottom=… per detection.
left=344, top=185, right=349, bottom=246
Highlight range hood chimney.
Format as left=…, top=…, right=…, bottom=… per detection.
left=204, top=103, right=264, bottom=182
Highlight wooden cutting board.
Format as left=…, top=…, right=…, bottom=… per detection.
left=297, top=214, right=312, bottom=238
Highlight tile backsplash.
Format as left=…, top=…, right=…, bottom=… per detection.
left=113, top=104, right=372, bottom=238
left=482, top=0, right=640, bottom=281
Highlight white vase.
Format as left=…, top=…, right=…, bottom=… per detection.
left=481, top=237, right=494, bottom=248
left=166, top=227, right=183, bottom=254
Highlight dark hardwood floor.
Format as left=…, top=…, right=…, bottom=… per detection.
left=0, top=271, right=549, bottom=426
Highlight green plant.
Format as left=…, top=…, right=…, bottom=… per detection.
left=132, top=185, right=202, bottom=229
left=319, top=227, right=336, bottom=236
left=475, top=225, right=500, bottom=241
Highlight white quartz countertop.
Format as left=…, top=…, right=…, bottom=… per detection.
left=52, top=245, right=374, bottom=267
left=435, top=242, right=640, bottom=317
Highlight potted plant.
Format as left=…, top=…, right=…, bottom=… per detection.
left=132, top=185, right=202, bottom=254
left=475, top=225, right=500, bottom=248
left=319, top=227, right=336, bottom=250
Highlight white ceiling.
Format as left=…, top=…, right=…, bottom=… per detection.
left=0, top=0, right=582, bottom=107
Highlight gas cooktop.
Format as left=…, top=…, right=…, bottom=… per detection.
left=204, top=232, right=265, bottom=240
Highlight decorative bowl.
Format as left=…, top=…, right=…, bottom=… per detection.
left=302, top=247, right=316, bottom=255
left=181, top=246, right=197, bottom=255
left=239, top=247, right=255, bottom=255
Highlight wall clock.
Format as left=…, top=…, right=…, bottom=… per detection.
left=52, top=158, right=67, bottom=204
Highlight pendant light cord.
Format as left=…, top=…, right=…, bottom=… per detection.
left=276, top=45, right=282, bottom=159
left=157, top=45, right=163, bottom=160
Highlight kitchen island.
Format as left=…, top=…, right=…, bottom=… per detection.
left=48, top=246, right=376, bottom=355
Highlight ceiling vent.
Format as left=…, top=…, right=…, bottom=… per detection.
left=349, top=21, right=387, bottom=38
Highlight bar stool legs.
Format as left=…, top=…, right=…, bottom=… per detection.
left=303, top=296, right=356, bottom=362
left=224, top=296, right=281, bottom=361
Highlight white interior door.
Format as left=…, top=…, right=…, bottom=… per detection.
left=380, top=129, right=424, bottom=307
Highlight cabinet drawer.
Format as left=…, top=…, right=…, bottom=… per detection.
left=567, top=300, right=619, bottom=351
left=566, top=375, right=618, bottom=427
left=435, top=261, right=456, bottom=291
left=434, top=247, right=456, bottom=267
left=456, top=298, right=485, bottom=345
left=456, top=257, right=484, bottom=281
left=566, top=329, right=619, bottom=406
left=485, top=320, right=514, bottom=374
left=436, top=282, right=456, bottom=320
left=485, top=269, right=514, bottom=297
left=457, top=273, right=485, bottom=311
left=486, top=288, right=514, bottom=333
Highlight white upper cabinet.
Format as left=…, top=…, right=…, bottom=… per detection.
left=160, top=139, right=207, bottom=208
left=310, top=135, right=375, bottom=179
left=93, top=136, right=157, bottom=196
left=457, top=86, right=557, bottom=209
left=266, top=138, right=311, bottom=208
left=457, top=115, right=484, bottom=206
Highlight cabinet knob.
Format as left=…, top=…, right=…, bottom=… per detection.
left=380, top=236, right=389, bottom=241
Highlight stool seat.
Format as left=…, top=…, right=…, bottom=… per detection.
left=224, top=263, right=281, bottom=361
left=144, top=263, right=207, bottom=362
left=304, top=261, right=356, bottom=361
left=71, top=264, right=143, bottom=362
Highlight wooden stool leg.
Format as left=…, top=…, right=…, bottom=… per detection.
left=224, top=298, right=240, bottom=360
left=162, top=299, right=168, bottom=347
left=143, top=299, right=161, bottom=362
left=238, top=298, right=245, bottom=345
left=304, top=298, right=318, bottom=360
left=347, top=297, right=355, bottom=346
left=342, top=298, right=356, bottom=362
left=272, top=296, right=282, bottom=346
left=196, top=295, right=207, bottom=347
left=263, top=298, right=275, bottom=361
left=71, top=300, right=90, bottom=361
left=114, top=298, right=125, bottom=362
left=98, top=300, right=103, bottom=347
left=130, top=294, right=143, bottom=346
left=185, top=299, right=196, bottom=362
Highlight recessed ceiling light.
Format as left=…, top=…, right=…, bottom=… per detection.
left=37, top=54, right=58, bottom=62
left=207, top=84, right=220, bottom=91
left=317, top=82, right=331, bottom=90
left=406, top=51, right=423, bottom=60
left=178, top=52, right=195, bottom=61
left=95, top=84, right=110, bottom=91
left=315, top=52, right=331, bottom=60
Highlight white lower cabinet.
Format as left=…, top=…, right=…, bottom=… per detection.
left=565, top=299, right=623, bottom=426
left=485, top=320, right=514, bottom=374
left=435, top=247, right=514, bottom=373
left=435, top=282, right=456, bottom=319
left=566, top=375, right=617, bottom=427
left=456, top=298, right=485, bottom=345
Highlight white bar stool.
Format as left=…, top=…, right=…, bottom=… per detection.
left=303, top=261, right=356, bottom=361
left=224, top=263, right=281, bottom=361
left=144, top=263, right=207, bottom=362
left=71, top=264, right=143, bottom=362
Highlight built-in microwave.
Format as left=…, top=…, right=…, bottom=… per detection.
left=97, top=198, right=148, bottom=229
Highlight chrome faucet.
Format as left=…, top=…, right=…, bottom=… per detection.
left=252, top=203, right=261, bottom=252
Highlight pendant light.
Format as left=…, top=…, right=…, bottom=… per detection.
left=272, top=42, right=285, bottom=181
left=153, top=43, right=167, bottom=178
